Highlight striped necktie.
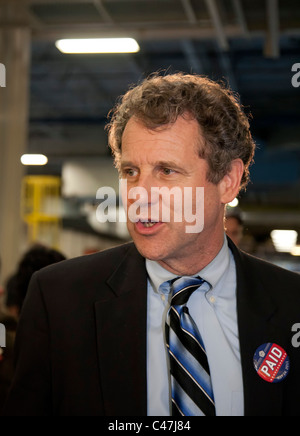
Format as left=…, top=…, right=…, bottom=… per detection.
left=165, top=276, right=216, bottom=416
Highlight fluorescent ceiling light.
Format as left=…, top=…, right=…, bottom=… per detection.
left=291, top=245, right=300, bottom=256
left=55, top=38, right=140, bottom=54
left=271, top=229, right=298, bottom=253
left=21, top=154, right=48, bottom=166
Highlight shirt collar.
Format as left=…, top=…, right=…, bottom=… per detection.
left=145, top=234, right=230, bottom=294
left=200, top=234, right=230, bottom=289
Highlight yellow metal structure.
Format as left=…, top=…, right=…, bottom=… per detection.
left=21, top=176, right=62, bottom=248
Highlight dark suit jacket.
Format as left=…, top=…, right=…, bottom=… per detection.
left=2, top=239, right=300, bottom=416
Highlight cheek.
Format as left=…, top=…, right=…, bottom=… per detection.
left=203, top=185, right=222, bottom=217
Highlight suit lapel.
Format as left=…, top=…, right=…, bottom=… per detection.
left=94, top=244, right=148, bottom=416
left=229, top=239, right=285, bottom=416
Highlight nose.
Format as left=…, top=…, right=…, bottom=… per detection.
left=127, top=171, right=156, bottom=203
left=125, top=173, right=161, bottom=222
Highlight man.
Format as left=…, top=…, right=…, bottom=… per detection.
left=3, top=73, right=300, bottom=416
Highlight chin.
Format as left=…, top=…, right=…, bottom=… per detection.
left=135, top=245, right=164, bottom=262
left=132, top=238, right=167, bottom=262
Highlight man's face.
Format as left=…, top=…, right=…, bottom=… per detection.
left=120, top=116, right=226, bottom=274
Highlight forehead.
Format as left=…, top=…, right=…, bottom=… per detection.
left=121, top=116, right=202, bottom=156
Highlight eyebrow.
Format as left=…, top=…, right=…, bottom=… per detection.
left=120, top=160, right=189, bottom=175
left=120, top=161, right=137, bottom=169
left=156, top=160, right=189, bottom=174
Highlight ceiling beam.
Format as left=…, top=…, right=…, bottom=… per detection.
left=181, top=0, right=197, bottom=24
left=26, top=0, right=99, bottom=3
left=231, top=0, right=249, bottom=37
left=31, top=22, right=244, bottom=41
left=92, top=0, right=114, bottom=23
left=218, top=49, right=238, bottom=92
left=181, top=39, right=205, bottom=75
left=265, top=0, right=280, bottom=58
left=204, top=0, right=229, bottom=51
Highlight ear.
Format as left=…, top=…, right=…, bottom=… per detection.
left=218, top=159, right=244, bottom=205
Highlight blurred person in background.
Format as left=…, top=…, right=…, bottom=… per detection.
left=5, top=244, right=66, bottom=321
left=225, top=208, right=244, bottom=247
left=0, top=245, right=65, bottom=410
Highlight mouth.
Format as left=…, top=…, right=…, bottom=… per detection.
left=140, top=220, right=159, bottom=228
left=134, top=219, right=164, bottom=234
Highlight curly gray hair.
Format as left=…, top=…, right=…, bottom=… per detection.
left=107, top=72, right=256, bottom=190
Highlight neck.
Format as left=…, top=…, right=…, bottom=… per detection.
left=158, top=230, right=225, bottom=276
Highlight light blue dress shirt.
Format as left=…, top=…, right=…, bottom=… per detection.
left=146, top=235, right=244, bottom=416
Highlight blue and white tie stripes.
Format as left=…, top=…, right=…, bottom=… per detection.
left=165, top=276, right=216, bottom=416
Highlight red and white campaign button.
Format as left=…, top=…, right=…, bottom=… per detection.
left=253, top=343, right=290, bottom=383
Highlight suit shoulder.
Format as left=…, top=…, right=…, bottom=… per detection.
left=229, top=238, right=299, bottom=286
left=35, top=242, right=136, bottom=282
left=239, top=249, right=300, bottom=298
left=241, top=250, right=300, bottom=278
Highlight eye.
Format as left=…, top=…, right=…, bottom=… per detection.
left=123, top=168, right=138, bottom=178
left=161, top=167, right=175, bottom=176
